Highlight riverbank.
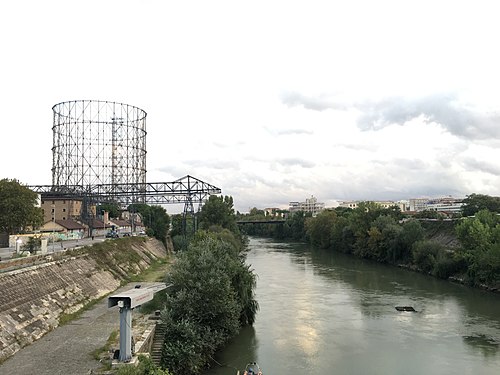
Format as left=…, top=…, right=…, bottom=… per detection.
left=0, top=282, right=163, bottom=375
left=0, top=237, right=170, bottom=363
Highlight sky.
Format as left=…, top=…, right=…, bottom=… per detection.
left=1, top=0, right=500, bottom=213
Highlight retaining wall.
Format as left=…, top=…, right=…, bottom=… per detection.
left=0, top=237, right=168, bottom=362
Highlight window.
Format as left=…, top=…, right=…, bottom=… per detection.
left=62, top=208, right=66, bottom=212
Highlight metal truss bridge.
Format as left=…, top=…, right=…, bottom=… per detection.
left=30, top=175, right=221, bottom=206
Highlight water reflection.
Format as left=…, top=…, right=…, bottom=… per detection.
left=208, top=238, right=500, bottom=375
left=463, top=334, right=500, bottom=357
left=210, top=326, right=258, bottom=374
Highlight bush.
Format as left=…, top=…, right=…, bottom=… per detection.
left=433, top=252, right=467, bottom=279
left=412, top=240, right=443, bottom=273
left=116, top=355, right=172, bottom=375
left=160, top=232, right=258, bottom=374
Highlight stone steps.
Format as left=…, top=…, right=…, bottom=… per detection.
left=150, top=323, right=167, bottom=365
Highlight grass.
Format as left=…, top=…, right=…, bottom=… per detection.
left=128, top=257, right=172, bottom=283
left=91, top=330, right=118, bottom=360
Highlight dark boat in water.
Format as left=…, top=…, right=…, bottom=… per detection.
left=395, top=306, right=416, bottom=312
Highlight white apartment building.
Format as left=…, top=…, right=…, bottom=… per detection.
left=338, top=200, right=407, bottom=211
left=410, top=197, right=464, bottom=213
left=289, top=196, right=325, bottom=216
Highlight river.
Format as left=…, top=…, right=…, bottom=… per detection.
left=207, top=237, right=500, bottom=375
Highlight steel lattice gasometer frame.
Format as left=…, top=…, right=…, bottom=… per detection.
left=51, top=100, right=147, bottom=207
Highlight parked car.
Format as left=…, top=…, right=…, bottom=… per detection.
left=105, top=231, right=119, bottom=238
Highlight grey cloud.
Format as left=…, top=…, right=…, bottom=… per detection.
left=282, top=91, right=500, bottom=141
left=356, top=93, right=500, bottom=140
left=462, top=158, right=500, bottom=176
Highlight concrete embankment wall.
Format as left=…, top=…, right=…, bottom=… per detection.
left=0, top=237, right=168, bottom=363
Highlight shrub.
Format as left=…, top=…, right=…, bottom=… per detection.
left=412, top=240, right=443, bottom=273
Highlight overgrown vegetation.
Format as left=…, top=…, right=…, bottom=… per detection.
left=160, top=231, right=258, bottom=375
left=128, top=204, right=171, bottom=245
left=116, top=355, right=172, bottom=375
left=149, top=195, right=258, bottom=375
left=91, top=330, right=118, bottom=360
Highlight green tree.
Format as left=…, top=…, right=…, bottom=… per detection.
left=21, top=236, right=41, bottom=254
left=128, top=203, right=170, bottom=244
left=161, top=232, right=258, bottom=374
left=198, top=195, right=238, bottom=233
left=397, top=220, right=425, bottom=263
left=456, top=213, right=492, bottom=252
left=97, top=202, right=121, bottom=219
left=306, top=210, right=337, bottom=249
left=283, top=211, right=310, bottom=241
left=0, top=179, right=43, bottom=234
left=461, top=193, right=500, bottom=216
left=412, top=240, right=444, bottom=273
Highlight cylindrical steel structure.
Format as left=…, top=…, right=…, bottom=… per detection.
left=51, top=100, right=147, bottom=205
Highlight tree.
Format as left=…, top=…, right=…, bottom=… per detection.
left=461, top=193, right=500, bottom=216
left=128, top=203, right=170, bottom=244
left=0, top=179, right=43, bottom=234
left=198, top=195, right=238, bottom=233
left=97, top=202, right=121, bottom=219
left=456, top=213, right=492, bottom=252
left=283, top=211, right=310, bottom=241
left=161, top=232, right=258, bottom=374
left=21, top=236, right=41, bottom=254
left=397, top=220, right=425, bottom=263
left=306, top=210, right=337, bottom=248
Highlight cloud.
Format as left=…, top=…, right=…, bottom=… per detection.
left=462, top=158, right=500, bottom=176
left=275, top=158, right=315, bottom=169
left=282, top=91, right=500, bottom=141
left=358, top=94, right=500, bottom=140
left=281, top=91, right=347, bottom=111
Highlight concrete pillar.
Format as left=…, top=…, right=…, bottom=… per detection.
left=41, top=239, right=48, bottom=254
left=119, top=307, right=132, bottom=362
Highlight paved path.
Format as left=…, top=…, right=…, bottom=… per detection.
left=0, top=283, right=151, bottom=375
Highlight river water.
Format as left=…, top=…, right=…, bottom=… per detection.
left=207, top=237, right=500, bottom=375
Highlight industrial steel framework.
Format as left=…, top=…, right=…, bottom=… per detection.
left=30, top=175, right=221, bottom=206
left=52, top=100, right=147, bottom=207
left=31, top=100, right=221, bottom=228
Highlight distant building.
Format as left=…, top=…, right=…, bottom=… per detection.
left=39, top=219, right=86, bottom=240
left=338, top=200, right=402, bottom=210
left=409, top=196, right=464, bottom=213
left=289, top=196, right=325, bottom=216
left=40, top=197, right=83, bottom=223
left=338, top=201, right=359, bottom=209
